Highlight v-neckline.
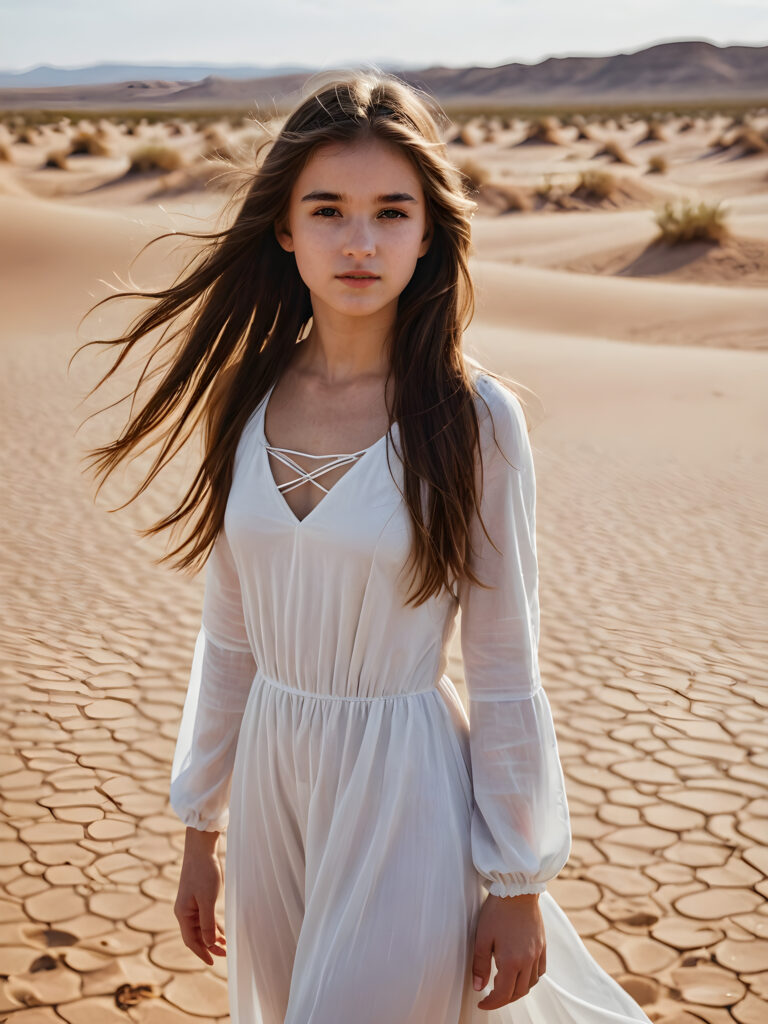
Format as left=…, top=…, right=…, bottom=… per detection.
left=257, top=380, right=396, bottom=529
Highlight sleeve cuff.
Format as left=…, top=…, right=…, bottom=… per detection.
left=486, top=877, right=547, bottom=898
left=171, top=801, right=228, bottom=834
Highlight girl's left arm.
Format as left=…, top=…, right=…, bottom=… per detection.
left=457, top=376, right=572, bottom=899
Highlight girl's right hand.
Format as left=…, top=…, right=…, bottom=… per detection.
left=173, top=832, right=227, bottom=965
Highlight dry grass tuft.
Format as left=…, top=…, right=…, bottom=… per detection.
left=520, top=116, right=563, bottom=145
left=200, top=125, right=244, bottom=162
left=150, top=157, right=247, bottom=197
left=534, top=174, right=557, bottom=199
left=653, top=198, right=730, bottom=245
left=15, top=126, right=40, bottom=145
left=733, top=128, right=768, bottom=154
left=593, top=138, right=634, bottom=165
left=44, top=148, right=70, bottom=169
left=637, top=119, right=669, bottom=143
left=567, top=115, right=598, bottom=141
left=69, top=130, right=112, bottom=157
left=454, top=122, right=484, bottom=147
left=710, top=125, right=768, bottom=153
left=478, top=183, right=533, bottom=213
left=127, top=144, right=186, bottom=174
left=455, top=157, right=490, bottom=192
left=572, top=169, right=618, bottom=201
left=574, top=123, right=599, bottom=141
left=646, top=154, right=668, bottom=174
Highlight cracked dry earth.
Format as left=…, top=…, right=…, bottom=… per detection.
left=1, top=307, right=767, bottom=1022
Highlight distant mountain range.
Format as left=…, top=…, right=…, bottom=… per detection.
left=0, top=61, right=422, bottom=89
left=0, top=63, right=307, bottom=88
left=0, top=42, right=766, bottom=109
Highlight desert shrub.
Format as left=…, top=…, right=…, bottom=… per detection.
left=638, top=119, right=668, bottom=143
left=477, top=183, right=532, bottom=213
left=201, top=127, right=238, bottom=162
left=202, top=123, right=227, bottom=141
left=733, top=128, right=768, bottom=154
left=69, top=130, right=112, bottom=156
left=653, top=198, right=729, bottom=244
left=534, top=173, right=557, bottom=198
left=710, top=129, right=738, bottom=150
left=455, top=123, right=483, bottom=146
left=593, top=138, right=633, bottom=165
left=572, top=169, right=617, bottom=200
left=455, top=157, right=490, bottom=193
left=127, top=144, right=185, bottom=174
left=151, top=157, right=245, bottom=196
left=500, top=185, right=531, bottom=211
left=44, top=148, right=69, bottom=169
left=522, top=116, right=562, bottom=144
left=15, top=126, right=40, bottom=145
left=574, top=122, right=598, bottom=141
left=647, top=154, right=668, bottom=174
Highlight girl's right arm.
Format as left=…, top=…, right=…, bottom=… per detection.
left=170, top=528, right=257, bottom=961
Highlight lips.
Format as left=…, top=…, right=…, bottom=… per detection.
left=337, top=272, right=379, bottom=279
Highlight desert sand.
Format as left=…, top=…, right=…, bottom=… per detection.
left=0, top=110, right=767, bottom=1024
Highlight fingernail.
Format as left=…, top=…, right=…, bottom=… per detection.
left=473, top=975, right=483, bottom=990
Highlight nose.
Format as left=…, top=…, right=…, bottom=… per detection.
left=343, top=218, right=376, bottom=258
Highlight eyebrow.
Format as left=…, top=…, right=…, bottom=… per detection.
left=300, top=190, right=417, bottom=203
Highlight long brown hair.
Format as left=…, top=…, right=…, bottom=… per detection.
left=73, top=69, right=533, bottom=607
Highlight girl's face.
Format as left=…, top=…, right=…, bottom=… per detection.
left=275, top=137, right=433, bottom=320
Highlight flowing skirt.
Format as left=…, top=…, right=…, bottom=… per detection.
left=223, top=668, right=653, bottom=1024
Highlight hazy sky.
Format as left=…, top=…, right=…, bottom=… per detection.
left=2, top=0, right=767, bottom=71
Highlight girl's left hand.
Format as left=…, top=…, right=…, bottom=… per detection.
left=472, top=892, right=546, bottom=1010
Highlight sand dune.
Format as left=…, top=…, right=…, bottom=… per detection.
left=471, top=258, right=768, bottom=349
left=0, top=109, right=766, bottom=1023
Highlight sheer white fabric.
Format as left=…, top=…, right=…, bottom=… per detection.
left=170, top=530, right=257, bottom=833
left=457, top=381, right=571, bottom=898
left=168, top=371, right=652, bottom=1024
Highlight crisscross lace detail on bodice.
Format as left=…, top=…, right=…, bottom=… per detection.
left=264, top=444, right=370, bottom=495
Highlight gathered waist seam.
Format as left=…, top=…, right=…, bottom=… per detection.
left=256, top=670, right=440, bottom=702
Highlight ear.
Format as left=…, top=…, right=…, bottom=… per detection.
left=274, top=218, right=294, bottom=253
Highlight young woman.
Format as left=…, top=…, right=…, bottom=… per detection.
left=81, top=72, right=652, bottom=1023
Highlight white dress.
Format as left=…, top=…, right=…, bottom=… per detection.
left=170, top=371, right=653, bottom=1024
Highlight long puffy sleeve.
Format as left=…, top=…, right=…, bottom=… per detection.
left=457, top=374, right=571, bottom=898
left=170, top=526, right=258, bottom=833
